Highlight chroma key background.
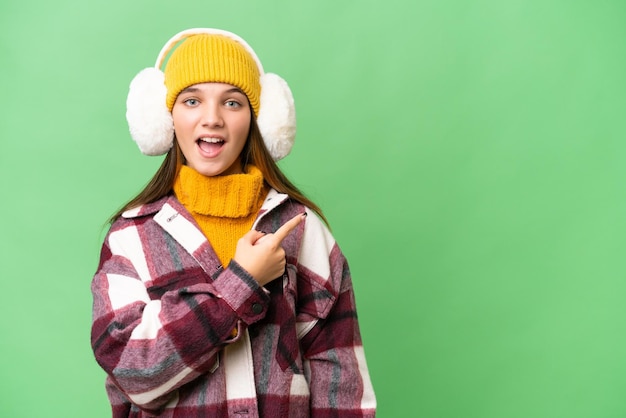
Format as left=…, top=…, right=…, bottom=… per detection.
left=1, top=0, right=626, bottom=417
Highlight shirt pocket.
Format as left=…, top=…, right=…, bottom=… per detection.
left=262, top=266, right=299, bottom=373
left=295, top=269, right=337, bottom=340
left=270, top=265, right=337, bottom=373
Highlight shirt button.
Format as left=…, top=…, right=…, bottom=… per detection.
left=252, top=303, right=263, bottom=314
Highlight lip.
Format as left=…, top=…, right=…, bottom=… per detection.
left=196, top=135, right=226, bottom=158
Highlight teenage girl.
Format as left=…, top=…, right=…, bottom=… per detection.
left=91, top=28, right=376, bottom=417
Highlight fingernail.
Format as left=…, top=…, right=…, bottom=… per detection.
left=302, top=212, right=308, bottom=217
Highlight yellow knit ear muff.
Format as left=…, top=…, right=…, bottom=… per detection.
left=125, top=28, right=296, bottom=160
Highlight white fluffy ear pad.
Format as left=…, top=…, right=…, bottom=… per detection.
left=257, top=73, right=296, bottom=161
left=126, top=68, right=174, bottom=156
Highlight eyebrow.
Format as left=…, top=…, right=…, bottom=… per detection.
left=179, top=86, right=201, bottom=94
left=179, top=86, right=246, bottom=95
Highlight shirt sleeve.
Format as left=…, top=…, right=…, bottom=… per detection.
left=295, top=211, right=377, bottom=417
left=90, top=221, right=269, bottom=413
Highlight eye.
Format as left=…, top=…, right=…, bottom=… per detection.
left=183, top=98, right=199, bottom=106
left=225, top=100, right=242, bottom=108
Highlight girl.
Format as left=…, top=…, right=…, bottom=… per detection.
left=91, top=28, right=376, bottom=417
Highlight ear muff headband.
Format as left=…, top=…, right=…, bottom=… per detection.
left=125, top=28, right=296, bottom=160
left=155, top=28, right=265, bottom=73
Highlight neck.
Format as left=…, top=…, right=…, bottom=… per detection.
left=174, top=164, right=265, bottom=218
left=173, top=164, right=269, bottom=266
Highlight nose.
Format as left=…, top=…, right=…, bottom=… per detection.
left=201, top=102, right=224, bottom=128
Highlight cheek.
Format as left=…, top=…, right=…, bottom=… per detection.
left=172, top=108, right=194, bottom=132
left=172, top=114, right=187, bottom=133
left=239, top=123, right=251, bottom=140
left=235, top=114, right=251, bottom=140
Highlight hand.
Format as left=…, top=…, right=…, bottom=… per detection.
left=233, top=213, right=306, bottom=286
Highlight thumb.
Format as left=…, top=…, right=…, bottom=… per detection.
left=241, top=229, right=266, bottom=245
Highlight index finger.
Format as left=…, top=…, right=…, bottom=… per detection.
left=273, top=212, right=307, bottom=243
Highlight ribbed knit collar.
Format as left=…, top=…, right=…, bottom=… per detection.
left=173, top=164, right=266, bottom=218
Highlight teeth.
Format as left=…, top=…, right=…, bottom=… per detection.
left=199, top=137, right=223, bottom=143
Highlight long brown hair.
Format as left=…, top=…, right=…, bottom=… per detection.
left=109, top=115, right=327, bottom=225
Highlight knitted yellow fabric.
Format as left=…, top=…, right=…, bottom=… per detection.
left=173, top=164, right=268, bottom=267
left=163, top=34, right=261, bottom=114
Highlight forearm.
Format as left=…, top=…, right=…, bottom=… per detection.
left=305, top=346, right=376, bottom=417
left=302, top=289, right=376, bottom=417
left=91, top=260, right=269, bottom=410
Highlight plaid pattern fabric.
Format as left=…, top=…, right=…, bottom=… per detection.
left=91, top=190, right=376, bottom=417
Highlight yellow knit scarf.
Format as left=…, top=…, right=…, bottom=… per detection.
left=173, top=164, right=269, bottom=266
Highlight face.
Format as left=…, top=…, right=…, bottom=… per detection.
left=172, top=82, right=251, bottom=177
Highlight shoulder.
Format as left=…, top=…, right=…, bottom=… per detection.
left=120, top=196, right=171, bottom=219
left=260, top=189, right=333, bottom=239
left=266, top=191, right=338, bottom=261
left=108, top=195, right=187, bottom=233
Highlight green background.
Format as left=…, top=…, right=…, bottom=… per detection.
left=2, top=0, right=625, bottom=417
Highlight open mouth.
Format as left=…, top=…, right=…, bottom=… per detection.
left=197, top=137, right=224, bottom=156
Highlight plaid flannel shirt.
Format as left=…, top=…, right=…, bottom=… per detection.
left=91, top=189, right=376, bottom=417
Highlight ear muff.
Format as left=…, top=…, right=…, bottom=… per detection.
left=125, top=28, right=296, bottom=160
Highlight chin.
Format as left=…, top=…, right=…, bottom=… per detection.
left=190, top=161, right=241, bottom=177
left=198, top=167, right=227, bottom=177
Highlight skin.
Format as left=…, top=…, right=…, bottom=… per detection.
left=235, top=212, right=306, bottom=286
left=172, top=82, right=251, bottom=177
left=172, top=81, right=305, bottom=285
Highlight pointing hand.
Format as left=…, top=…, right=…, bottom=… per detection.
left=234, top=212, right=306, bottom=286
